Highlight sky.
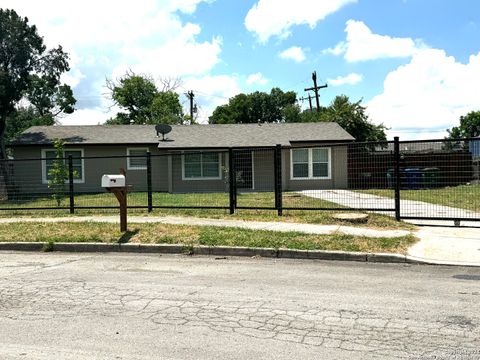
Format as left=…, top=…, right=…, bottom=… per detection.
left=2, top=0, right=480, bottom=140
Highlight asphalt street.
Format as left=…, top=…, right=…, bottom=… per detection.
left=0, top=252, right=479, bottom=359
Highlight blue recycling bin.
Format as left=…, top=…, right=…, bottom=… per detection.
left=404, top=168, right=422, bottom=189
left=386, top=169, right=406, bottom=189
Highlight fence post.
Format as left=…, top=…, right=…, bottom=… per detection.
left=68, top=155, right=75, bottom=214
left=146, top=151, right=153, bottom=213
left=394, top=136, right=401, bottom=221
left=274, top=144, right=283, bottom=216
left=228, top=148, right=236, bottom=214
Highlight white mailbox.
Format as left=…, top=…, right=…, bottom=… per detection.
left=101, top=174, right=126, bottom=188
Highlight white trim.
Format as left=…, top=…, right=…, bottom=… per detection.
left=127, top=147, right=149, bottom=170
left=181, top=151, right=222, bottom=180
left=290, top=147, right=331, bottom=180
left=41, top=148, right=85, bottom=184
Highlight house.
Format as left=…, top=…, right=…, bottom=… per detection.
left=8, top=122, right=354, bottom=194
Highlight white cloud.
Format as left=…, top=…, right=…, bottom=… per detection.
left=322, top=42, right=347, bottom=56
left=112, top=35, right=222, bottom=78
left=326, top=20, right=424, bottom=62
left=60, top=68, right=85, bottom=89
left=279, top=46, right=306, bottom=62
left=3, top=0, right=222, bottom=113
left=367, top=49, right=480, bottom=139
left=245, top=0, right=356, bottom=42
left=2, top=1, right=211, bottom=50
left=328, top=73, right=363, bottom=86
left=246, top=72, right=269, bottom=86
left=60, top=108, right=113, bottom=126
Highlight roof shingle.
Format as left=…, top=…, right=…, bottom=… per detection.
left=10, top=123, right=354, bottom=148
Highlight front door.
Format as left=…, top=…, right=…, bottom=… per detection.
left=233, top=150, right=253, bottom=190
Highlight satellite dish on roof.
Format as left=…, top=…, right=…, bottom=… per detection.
left=155, top=124, right=172, bottom=141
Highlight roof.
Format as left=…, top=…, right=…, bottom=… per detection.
left=9, top=123, right=355, bottom=148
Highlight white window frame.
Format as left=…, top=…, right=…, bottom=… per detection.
left=290, top=147, right=331, bottom=180
left=127, top=147, right=149, bottom=170
left=181, top=151, right=222, bottom=180
left=41, top=148, right=85, bottom=184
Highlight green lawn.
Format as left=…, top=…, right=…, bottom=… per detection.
left=0, top=222, right=418, bottom=254
left=0, top=191, right=411, bottom=229
left=357, top=184, right=480, bottom=212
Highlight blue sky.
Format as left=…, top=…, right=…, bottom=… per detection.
left=2, top=0, right=480, bottom=139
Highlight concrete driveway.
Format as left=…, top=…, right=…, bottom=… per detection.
left=299, top=189, right=480, bottom=225
left=299, top=189, right=480, bottom=264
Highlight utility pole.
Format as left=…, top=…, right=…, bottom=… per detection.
left=304, top=71, right=327, bottom=112
left=299, top=94, right=313, bottom=111
left=186, top=90, right=195, bottom=122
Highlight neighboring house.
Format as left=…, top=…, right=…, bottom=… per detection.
left=8, top=123, right=354, bottom=194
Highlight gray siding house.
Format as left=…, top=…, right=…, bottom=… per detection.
left=9, top=123, right=354, bottom=194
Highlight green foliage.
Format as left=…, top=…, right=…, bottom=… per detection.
left=26, top=75, right=76, bottom=118
left=150, top=91, right=183, bottom=124
left=282, top=104, right=301, bottom=123
left=209, top=88, right=298, bottom=124
left=0, top=9, right=74, bottom=158
left=106, top=72, right=183, bottom=125
left=47, top=139, right=69, bottom=206
left=296, top=95, right=387, bottom=142
left=208, top=89, right=385, bottom=142
left=42, top=240, right=55, bottom=252
left=5, top=106, right=54, bottom=143
left=446, top=111, right=480, bottom=139
left=221, top=166, right=244, bottom=189
left=182, top=244, right=194, bottom=255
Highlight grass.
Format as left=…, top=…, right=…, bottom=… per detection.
left=0, top=222, right=418, bottom=254
left=357, top=184, right=480, bottom=212
left=0, top=191, right=412, bottom=230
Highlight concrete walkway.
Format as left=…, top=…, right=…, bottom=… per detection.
left=1, top=215, right=480, bottom=266
left=299, top=189, right=480, bottom=223
left=408, top=226, right=480, bottom=266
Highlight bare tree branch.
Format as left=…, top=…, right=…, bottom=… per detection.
left=158, top=76, right=183, bottom=92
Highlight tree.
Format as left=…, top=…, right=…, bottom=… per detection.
left=26, top=74, right=75, bottom=118
left=209, top=88, right=298, bottom=124
left=294, top=95, right=387, bottom=142
left=158, top=76, right=182, bottom=92
left=3, top=80, right=74, bottom=144
left=150, top=91, right=183, bottom=124
left=47, top=139, right=69, bottom=207
left=4, top=106, right=54, bottom=143
left=0, top=9, right=74, bottom=159
left=106, top=72, right=184, bottom=125
left=447, top=111, right=480, bottom=139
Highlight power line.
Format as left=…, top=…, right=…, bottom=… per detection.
left=178, top=85, right=231, bottom=101
left=304, top=71, right=327, bottom=112
left=298, top=94, right=313, bottom=111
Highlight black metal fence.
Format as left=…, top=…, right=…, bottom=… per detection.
left=2, top=136, right=480, bottom=223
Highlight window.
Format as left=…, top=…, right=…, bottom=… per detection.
left=183, top=152, right=221, bottom=180
left=291, top=148, right=330, bottom=179
left=127, top=148, right=148, bottom=170
left=42, top=149, right=84, bottom=184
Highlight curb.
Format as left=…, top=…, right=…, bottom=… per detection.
left=0, top=241, right=433, bottom=265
